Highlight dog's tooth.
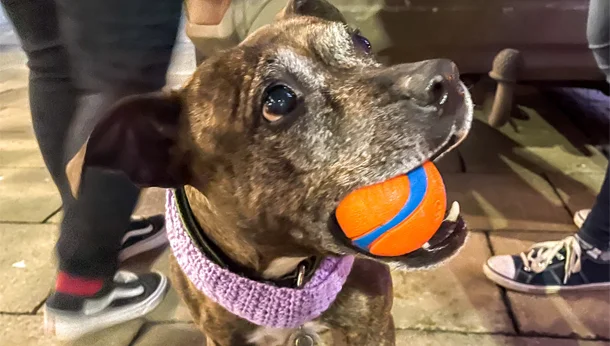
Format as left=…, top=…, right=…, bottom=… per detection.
left=422, top=242, right=431, bottom=249
left=444, top=201, right=460, bottom=222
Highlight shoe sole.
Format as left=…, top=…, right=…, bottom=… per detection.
left=44, top=272, right=168, bottom=341
left=118, top=226, right=168, bottom=263
left=483, top=262, right=610, bottom=294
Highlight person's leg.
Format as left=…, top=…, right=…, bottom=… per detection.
left=1, top=0, right=173, bottom=280
left=1, top=0, right=76, bottom=195
left=54, top=0, right=182, bottom=278
left=43, top=1, right=182, bottom=339
left=483, top=0, right=610, bottom=294
left=577, top=0, right=610, bottom=252
left=1, top=0, right=180, bottom=339
left=586, top=0, right=609, bottom=84
left=577, top=166, right=610, bottom=251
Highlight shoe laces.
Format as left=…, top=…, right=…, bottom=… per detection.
left=520, top=236, right=582, bottom=284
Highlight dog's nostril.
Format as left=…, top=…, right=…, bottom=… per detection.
left=427, top=75, right=448, bottom=105
left=396, top=71, right=454, bottom=107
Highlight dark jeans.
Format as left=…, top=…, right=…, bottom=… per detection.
left=1, top=0, right=182, bottom=277
left=577, top=0, right=610, bottom=251
left=586, top=0, right=609, bottom=84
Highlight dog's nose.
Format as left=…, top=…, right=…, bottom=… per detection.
left=396, top=59, right=459, bottom=107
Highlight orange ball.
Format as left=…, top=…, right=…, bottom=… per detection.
left=335, top=161, right=446, bottom=256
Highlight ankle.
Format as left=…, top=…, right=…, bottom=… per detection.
left=55, top=272, right=105, bottom=297
left=576, top=235, right=610, bottom=262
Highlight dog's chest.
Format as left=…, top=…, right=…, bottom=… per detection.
left=247, top=321, right=330, bottom=346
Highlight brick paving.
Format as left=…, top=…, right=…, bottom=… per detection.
left=0, top=24, right=608, bottom=346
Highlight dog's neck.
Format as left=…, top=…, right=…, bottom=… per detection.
left=183, top=185, right=306, bottom=279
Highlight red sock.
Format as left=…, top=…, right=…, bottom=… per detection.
left=55, top=272, right=104, bottom=297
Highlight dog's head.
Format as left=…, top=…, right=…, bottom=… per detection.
left=68, top=0, right=473, bottom=270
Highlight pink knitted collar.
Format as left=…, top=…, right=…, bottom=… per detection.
left=165, top=189, right=355, bottom=328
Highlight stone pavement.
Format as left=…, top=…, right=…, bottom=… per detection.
left=1, top=27, right=609, bottom=346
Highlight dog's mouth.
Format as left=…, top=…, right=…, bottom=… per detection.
left=328, top=82, right=472, bottom=268
left=391, top=208, right=468, bottom=269
left=421, top=200, right=463, bottom=250
left=329, top=198, right=467, bottom=267
left=430, top=134, right=459, bottom=162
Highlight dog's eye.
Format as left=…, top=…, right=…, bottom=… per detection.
left=352, top=31, right=372, bottom=54
left=262, top=85, right=297, bottom=122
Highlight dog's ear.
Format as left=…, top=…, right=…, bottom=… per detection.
left=66, top=92, right=190, bottom=197
left=277, top=0, right=346, bottom=23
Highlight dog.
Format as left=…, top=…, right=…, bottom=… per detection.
left=66, top=0, right=473, bottom=344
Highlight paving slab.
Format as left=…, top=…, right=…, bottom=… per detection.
left=461, top=93, right=607, bottom=176
left=135, top=188, right=167, bottom=217
left=167, top=41, right=196, bottom=89
left=0, top=223, right=56, bottom=313
left=0, top=106, right=33, bottom=136
left=395, top=329, right=607, bottom=346
left=391, top=232, right=514, bottom=333
left=131, top=323, right=205, bottom=346
left=68, top=319, right=145, bottom=346
left=0, top=315, right=62, bottom=346
left=168, top=42, right=195, bottom=76
left=488, top=231, right=610, bottom=339
left=47, top=209, right=62, bottom=224
left=0, top=137, right=45, bottom=168
left=0, top=167, right=61, bottom=222
left=0, top=314, right=143, bottom=346
left=0, top=67, right=28, bottom=92
left=0, top=49, right=27, bottom=71
left=0, top=86, right=28, bottom=109
left=444, top=173, right=575, bottom=232
left=546, top=172, right=606, bottom=215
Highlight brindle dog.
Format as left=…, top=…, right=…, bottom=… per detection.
left=67, top=0, right=473, bottom=344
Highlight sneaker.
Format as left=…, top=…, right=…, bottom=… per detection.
left=483, top=235, right=610, bottom=294
left=573, top=209, right=591, bottom=229
left=44, top=271, right=168, bottom=340
left=119, top=215, right=168, bottom=262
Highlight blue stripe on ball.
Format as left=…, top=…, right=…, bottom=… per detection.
left=352, top=165, right=429, bottom=250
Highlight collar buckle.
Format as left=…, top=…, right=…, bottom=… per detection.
left=295, top=263, right=307, bottom=288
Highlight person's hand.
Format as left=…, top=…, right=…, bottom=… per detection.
left=186, top=0, right=232, bottom=25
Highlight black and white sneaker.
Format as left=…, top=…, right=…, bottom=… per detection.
left=44, top=271, right=168, bottom=340
left=119, top=215, right=168, bottom=262
left=483, top=235, right=610, bottom=294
